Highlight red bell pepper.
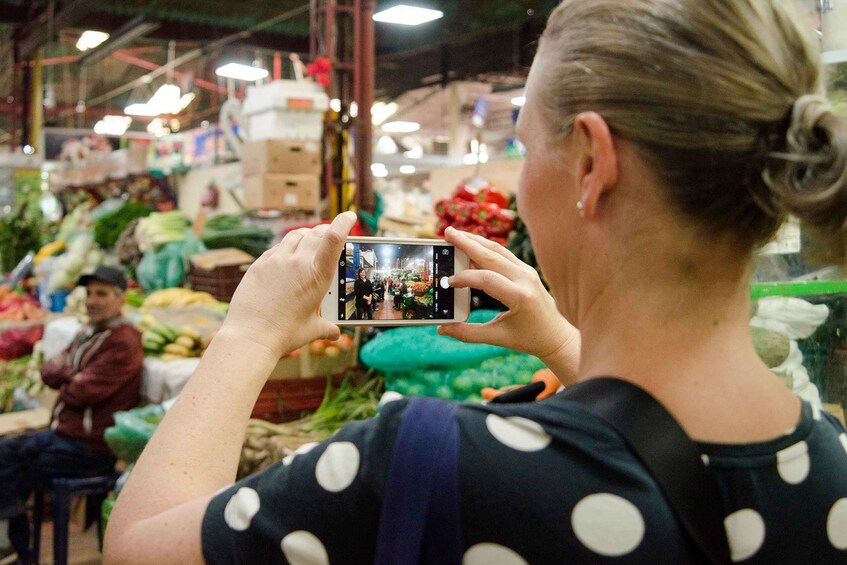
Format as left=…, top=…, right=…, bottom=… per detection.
left=476, top=186, right=510, bottom=208
left=434, top=199, right=453, bottom=219
left=453, top=183, right=479, bottom=201
left=473, top=202, right=501, bottom=225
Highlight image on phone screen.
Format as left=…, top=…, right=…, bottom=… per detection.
left=337, top=242, right=455, bottom=321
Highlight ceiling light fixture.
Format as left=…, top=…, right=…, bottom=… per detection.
left=371, top=163, right=389, bottom=177
left=511, top=95, right=526, bottom=107
left=382, top=121, right=420, bottom=133
left=372, top=101, right=398, bottom=125
left=93, top=115, right=132, bottom=136
left=215, top=63, right=269, bottom=81
left=400, top=165, right=416, bottom=175
left=373, top=5, right=443, bottom=25
left=76, top=30, right=109, bottom=51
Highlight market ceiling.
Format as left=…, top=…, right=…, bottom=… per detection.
left=0, top=0, right=553, bottom=141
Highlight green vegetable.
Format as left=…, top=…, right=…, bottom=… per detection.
left=300, top=374, right=383, bottom=435
left=0, top=202, right=43, bottom=273
left=135, top=211, right=190, bottom=253
left=93, top=202, right=152, bottom=249
left=201, top=218, right=273, bottom=258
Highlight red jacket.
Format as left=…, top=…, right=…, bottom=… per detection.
left=41, top=317, right=143, bottom=453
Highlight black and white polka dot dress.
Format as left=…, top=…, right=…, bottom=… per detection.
left=202, top=395, right=847, bottom=563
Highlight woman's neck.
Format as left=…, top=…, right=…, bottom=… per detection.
left=574, top=254, right=800, bottom=443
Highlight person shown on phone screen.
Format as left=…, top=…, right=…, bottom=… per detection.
left=105, top=2, right=847, bottom=563
left=353, top=267, right=373, bottom=320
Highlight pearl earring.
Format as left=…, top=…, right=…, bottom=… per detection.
left=576, top=200, right=585, bottom=217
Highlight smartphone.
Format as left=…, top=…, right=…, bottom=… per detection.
left=320, top=236, right=471, bottom=326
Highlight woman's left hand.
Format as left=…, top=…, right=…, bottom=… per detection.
left=221, top=212, right=357, bottom=358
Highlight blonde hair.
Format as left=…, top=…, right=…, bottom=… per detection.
left=538, top=0, right=847, bottom=260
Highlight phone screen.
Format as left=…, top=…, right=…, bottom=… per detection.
left=337, top=241, right=456, bottom=321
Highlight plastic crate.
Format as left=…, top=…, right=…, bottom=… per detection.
left=252, top=373, right=347, bottom=423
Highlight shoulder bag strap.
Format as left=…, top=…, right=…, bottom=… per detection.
left=562, top=377, right=732, bottom=564
left=375, top=396, right=463, bottom=565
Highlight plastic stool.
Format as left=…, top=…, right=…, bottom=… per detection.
left=31, top=473, right=119, bottom=565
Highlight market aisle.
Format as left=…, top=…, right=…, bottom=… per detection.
left=32, top=519, right=102, bottom=565
left=372, top=289, right=402, bottom=321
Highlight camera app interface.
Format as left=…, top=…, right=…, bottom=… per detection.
left=337, top=242, right=455, bottom=321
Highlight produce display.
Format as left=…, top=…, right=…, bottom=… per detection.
left=46, top=234, right=107, bottom=292
left=201, top=214, right=274, bottom=258
left=141, top=288, right=221, bottom=309
left=142, top=324, right=204, bottom=360
left=0, top=285, right=45, bottom=323
left=93, top=202, right=152, bottom=249
left=135, top=210, right=191, bottom=253
left=0, top=202, right=45, bottom=273
left=239, top=375, right=382, bottom=479
left=0, top=350, right=43, bottom=413
left=434, top=180, right=515, bottom=243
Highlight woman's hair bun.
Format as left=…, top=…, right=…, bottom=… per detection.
left=763, top=94, right=847, bottom=262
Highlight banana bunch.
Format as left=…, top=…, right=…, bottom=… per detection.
left=142, top=288, right=219, bottom=309
left=143, top=324, right=204, bottom=361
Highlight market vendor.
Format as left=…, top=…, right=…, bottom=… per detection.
left=0, top=266, right=143, bottom=564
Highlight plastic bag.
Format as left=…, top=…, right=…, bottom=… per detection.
left=103, top=404, right=165, bottom=462
left=137, top=233, right=206, bottom=291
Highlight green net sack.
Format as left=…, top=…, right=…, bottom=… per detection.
left=359, top=310, right=513, bottom=371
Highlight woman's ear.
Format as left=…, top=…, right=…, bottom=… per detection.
left=572, top=112, right=618, bottom=219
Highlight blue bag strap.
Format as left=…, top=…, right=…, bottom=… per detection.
left=374, top=396, right=463, bottom=565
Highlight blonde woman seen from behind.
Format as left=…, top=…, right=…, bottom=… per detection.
left=104, top=1, right=847, bottom=563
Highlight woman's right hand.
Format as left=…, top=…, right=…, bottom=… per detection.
left=438, top=227, right=581, bottom=383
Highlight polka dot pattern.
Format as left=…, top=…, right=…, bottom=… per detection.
left=571, top=493, right=645, bottom=557
left=485, top=414, right=552, bottom=452
left=827, top=498, right=847, bottom=550
left=724, top=508, right=766, bottom=562
left=283, top=442, right=319, bottom=466
left=701, top=454, right=710, bottom=466
left=280, top=530, right=330, bottom=565
left=776, top=441, right=810, bottom=485
left=379, top=391, right=404, bottom=407
left=812, top=404, right=822, bottom=421
left=223, top=487, right=260, bottom=531
left=462, top=543, right=527, bottom=565
left=840, top=433, right=847, bottom=456
left=315, top=441, right=360, bottom=492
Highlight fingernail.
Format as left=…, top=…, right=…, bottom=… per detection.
left=447, top=276, right=455, bottom=285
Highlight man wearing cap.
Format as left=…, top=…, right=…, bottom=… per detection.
left=0, top=266, right=143, bottom=564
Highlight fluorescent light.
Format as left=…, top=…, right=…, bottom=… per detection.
left=178, top=92, right=196, bottom=112
left=375, top=135, right=399, bottom=155
left=463, top=153, right=479, bottom=165
left=400, top=165, right=416, bottom=175
left=124, top=103, right=159, bottom=117
left=76, top=31, right=109, bottom=51
left=330, top=98, right=342, bottom=112
left=215, top=63, right=269, bottom=81
left=404, top=146, right=423, bottom=159
left=373, top=5, right=443, bottom=25
left=511, top=95, right=526, bottom=107
left=371, top=163, right=388, bottom=177
left=372, top=101, right=398, bottom=125
left=93, top=115, right=132, bottom=136
left=147, top=118, right=170, bottom=137
left=148, top=84, right=181, bottom=113
left=382, top=121, right=420, bottom=133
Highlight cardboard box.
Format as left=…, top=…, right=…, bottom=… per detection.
left=241, top=140, right=322, bottom=175
left=242, top=173, right=321, bottom=211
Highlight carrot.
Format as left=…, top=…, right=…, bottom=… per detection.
left=481, top=387, right=500, bottom=401
left=531, top=368, right=561, bottom=400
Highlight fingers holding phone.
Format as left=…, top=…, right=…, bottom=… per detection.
left=439, top=227, right=579, bottom=364
left=223, top=212, right=357, bottom=357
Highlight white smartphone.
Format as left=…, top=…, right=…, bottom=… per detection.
left=320, top=236, right=471, bottom=326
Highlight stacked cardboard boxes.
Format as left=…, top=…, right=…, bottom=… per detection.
left=241, top=139, right=323, bottom=211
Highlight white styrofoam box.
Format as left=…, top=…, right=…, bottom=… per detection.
left=242, top=80, right=329, bottom=116
left=247, top=113, right=324, bottom=141
left=243, top=80, right=329, bottom=141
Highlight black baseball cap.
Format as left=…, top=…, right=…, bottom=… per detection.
left=77, top=266, right=128, bottom=291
